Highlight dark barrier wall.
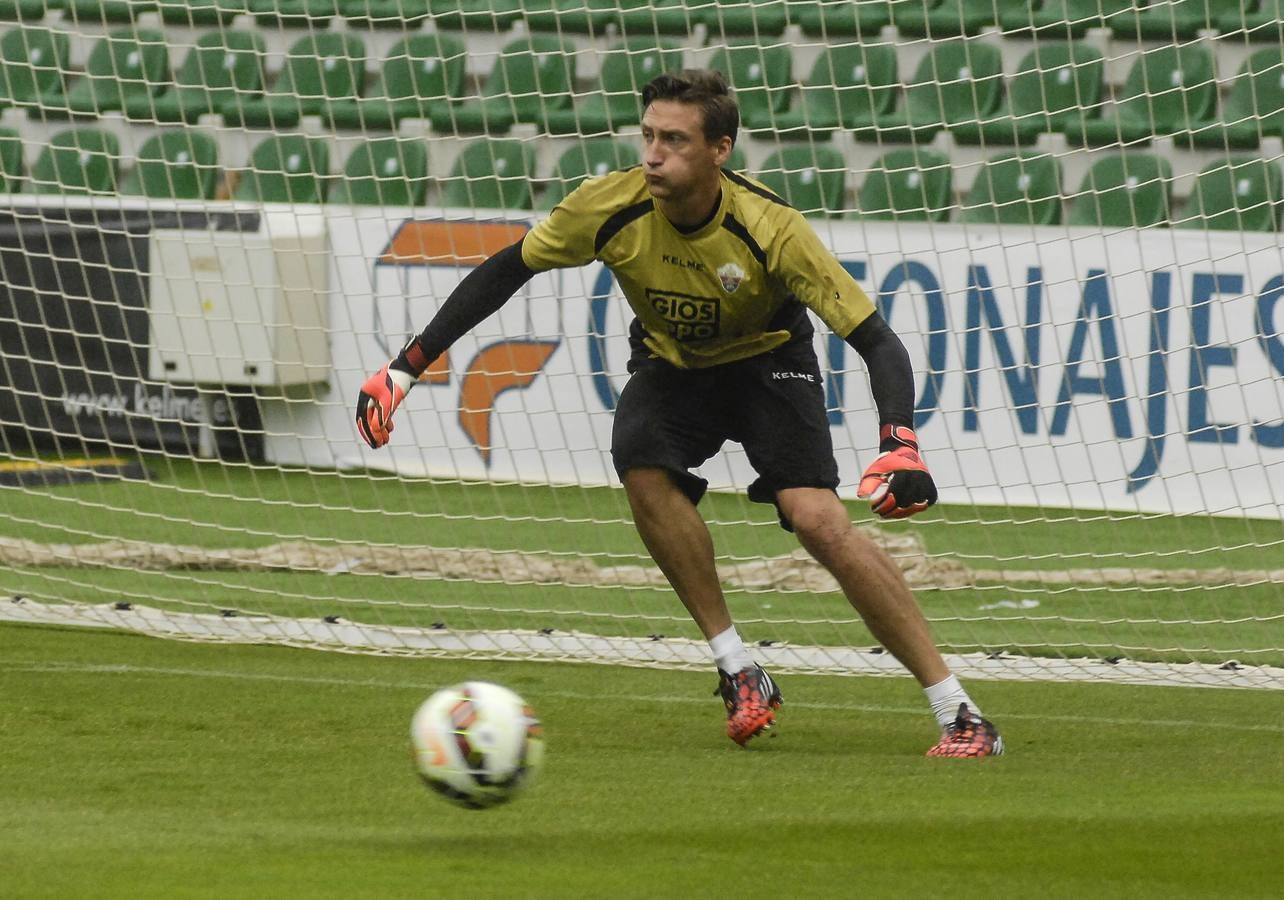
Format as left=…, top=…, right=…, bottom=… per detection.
left=0, top=207, right=264, bottom=460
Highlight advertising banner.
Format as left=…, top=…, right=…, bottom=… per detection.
left=308, top=213, right=1284, bottom=520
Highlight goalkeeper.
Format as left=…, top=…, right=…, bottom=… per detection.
left=357, top=69, right=1003, bottom=758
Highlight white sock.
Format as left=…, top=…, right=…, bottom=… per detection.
left=924, top=674, right=979, bottom=730
left=709, top=626, right=753, bottom=674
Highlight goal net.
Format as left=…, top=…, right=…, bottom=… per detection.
left=1, top=1, right=1281, bottom=689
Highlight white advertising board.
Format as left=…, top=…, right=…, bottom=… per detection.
left=265, top=212, right=1284, bottom=520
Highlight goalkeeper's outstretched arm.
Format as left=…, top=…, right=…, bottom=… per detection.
left=355, top=239, right=537, bottom=449
left=844, top=313, right=939, bottom=519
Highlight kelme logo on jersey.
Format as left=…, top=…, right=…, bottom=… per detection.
left=645, top=288, right=720, bottom=341
left=717, top=262, right=745, bottom=293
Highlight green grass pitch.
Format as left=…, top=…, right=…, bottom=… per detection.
left=2, top=623, right=1281, bottom=899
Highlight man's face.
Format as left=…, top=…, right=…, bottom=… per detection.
left=640, top=99, right=731, bottom=201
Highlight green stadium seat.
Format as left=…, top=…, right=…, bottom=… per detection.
left=706, top=43, right=792, bottom=131
left=953, top=41, right=1104, bottom=146
left=1217, top=0, right=1284, bottom=41
left=338, top=0, right=431, bottom=28
left=894, top=0, right=997, bottom=37
left=234, top=134, right=330, bottom=204
left=960, top=152, right=1062, bottom=226
left=538, top=137, right=639, bottom=211
left=702, top=0, right=789, bottom=37
left=0, top=25, right=70, bottom=111
left=156, top=0, right=245, bottom=26
left=227, top=32, right=365, bottom=128
left=524, top=0, right=621, bottom=35
left=1066, top=152, right=1172, bottom=227
left=63, top=0, right=155, bottom=21
left=249, top=0, right=338, bottom=28
left=44, top=27, right=168, bottom=119
left=887, top=0, right=943, bottom=29
left=856, top=148, right=953, bottom=221
left=429, top=0, right=523, bottom=32
left=541, top=39, right=680, bottom=135
left=614, top=0, right=702, bottom=36
left=865, top=38, right=1003, bottom=144
left=328, top=33, right=464, bottom=131
left=1178, top=157, right=1281, bottom=231
left=120, top=130, right=220, bottom=199
left=441, top=139, right=536, bottom=210
left=1188, top=48, right=1284, bottom=150
left=0, top=126, right=22, bottom=192
left=329, top=136, right=429, bottom=206
left=999, top=0, right=1129, bottom=37
left=1105, top=0, right=1235, bottom=40
left=0, top=0, right=59, bottom=20
left=792, top=0, right=891, bottom=36
left=1063, top=44, right=1217, bottom=147
left=124, top=29, right=265, bottom=124
left=29, top=127, right=119, bottom=194
left=766, top=43, right=898, bottom=140
left=757, top=145, right=847, bottom=218
left=431, top=35, right=575, bottom=134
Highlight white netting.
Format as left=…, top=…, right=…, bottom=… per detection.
left=0, top=1, right=1281, bottom=685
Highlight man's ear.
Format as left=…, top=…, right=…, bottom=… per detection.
left=713, top=137, right=733, bottom=168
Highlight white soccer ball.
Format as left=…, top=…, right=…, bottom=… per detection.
left=410, top=681, right=544, bottom=810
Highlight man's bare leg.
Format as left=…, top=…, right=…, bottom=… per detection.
left=775, top=486, right=1008, bottom=755
left=621, top=467, right=730, bottom=640
left=623, top=467, right=781, bottom=745
left=776, top=486, right=950, bottom=687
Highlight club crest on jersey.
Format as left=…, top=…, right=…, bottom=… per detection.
left=717, top=262, right=745, bottom=294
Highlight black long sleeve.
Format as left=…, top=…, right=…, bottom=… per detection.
left=392, top=238, right=537, bottom=375
left=843, top=312, right=915, bottom=443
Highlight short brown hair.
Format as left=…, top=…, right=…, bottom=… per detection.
left=640, top=69, right=739, bottom=147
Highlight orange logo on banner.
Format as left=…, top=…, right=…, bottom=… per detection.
left=377, top=220, right=558, bottom=466
left=459, top=341, right=560, bottom=465
left=380, top=220, right=530, bottom=266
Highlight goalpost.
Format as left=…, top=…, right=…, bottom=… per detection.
left=0, top=1, right=1281, bottom=689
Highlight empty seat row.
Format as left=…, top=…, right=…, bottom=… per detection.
left=3, top=1, right=1282, bottom=43
left=732, top=39, right=1284, bottom=151
left=0, top=126, right=428, bottom=202
left=0, top=126, right=637, bottom=208
left=5, top=26, right=1283, bottom=153
left=0, top=26, right=649, bottom=133
left=0, top=26, right=464, bottom=128
left=6, top=124, right=1277, bottom=233
left=760, top=145, right=1283, bottom=231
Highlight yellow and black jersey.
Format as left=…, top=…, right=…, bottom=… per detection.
left=521, top=166, right=877, bottom=369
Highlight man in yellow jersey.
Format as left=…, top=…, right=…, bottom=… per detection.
left=357, top=70, right=1003, bottom=757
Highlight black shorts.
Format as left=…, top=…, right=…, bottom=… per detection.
left=611, top=339, right=839, bottom=529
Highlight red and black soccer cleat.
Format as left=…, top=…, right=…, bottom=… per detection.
left=715, top=664, right=782, bottom=747
left=926, top=703, right=1005, bottom=758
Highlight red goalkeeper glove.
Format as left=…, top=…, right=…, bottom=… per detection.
left=857, top=425, right=938, bottom=520
left=355, top=363, right=413, bottom=449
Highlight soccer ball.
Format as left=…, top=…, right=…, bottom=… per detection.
left=410, top=681, right=544, bottom=810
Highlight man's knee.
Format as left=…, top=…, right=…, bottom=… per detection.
left=777, top=488, right=851, bottom=546
left=622, top=467, right=684, bottom=517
